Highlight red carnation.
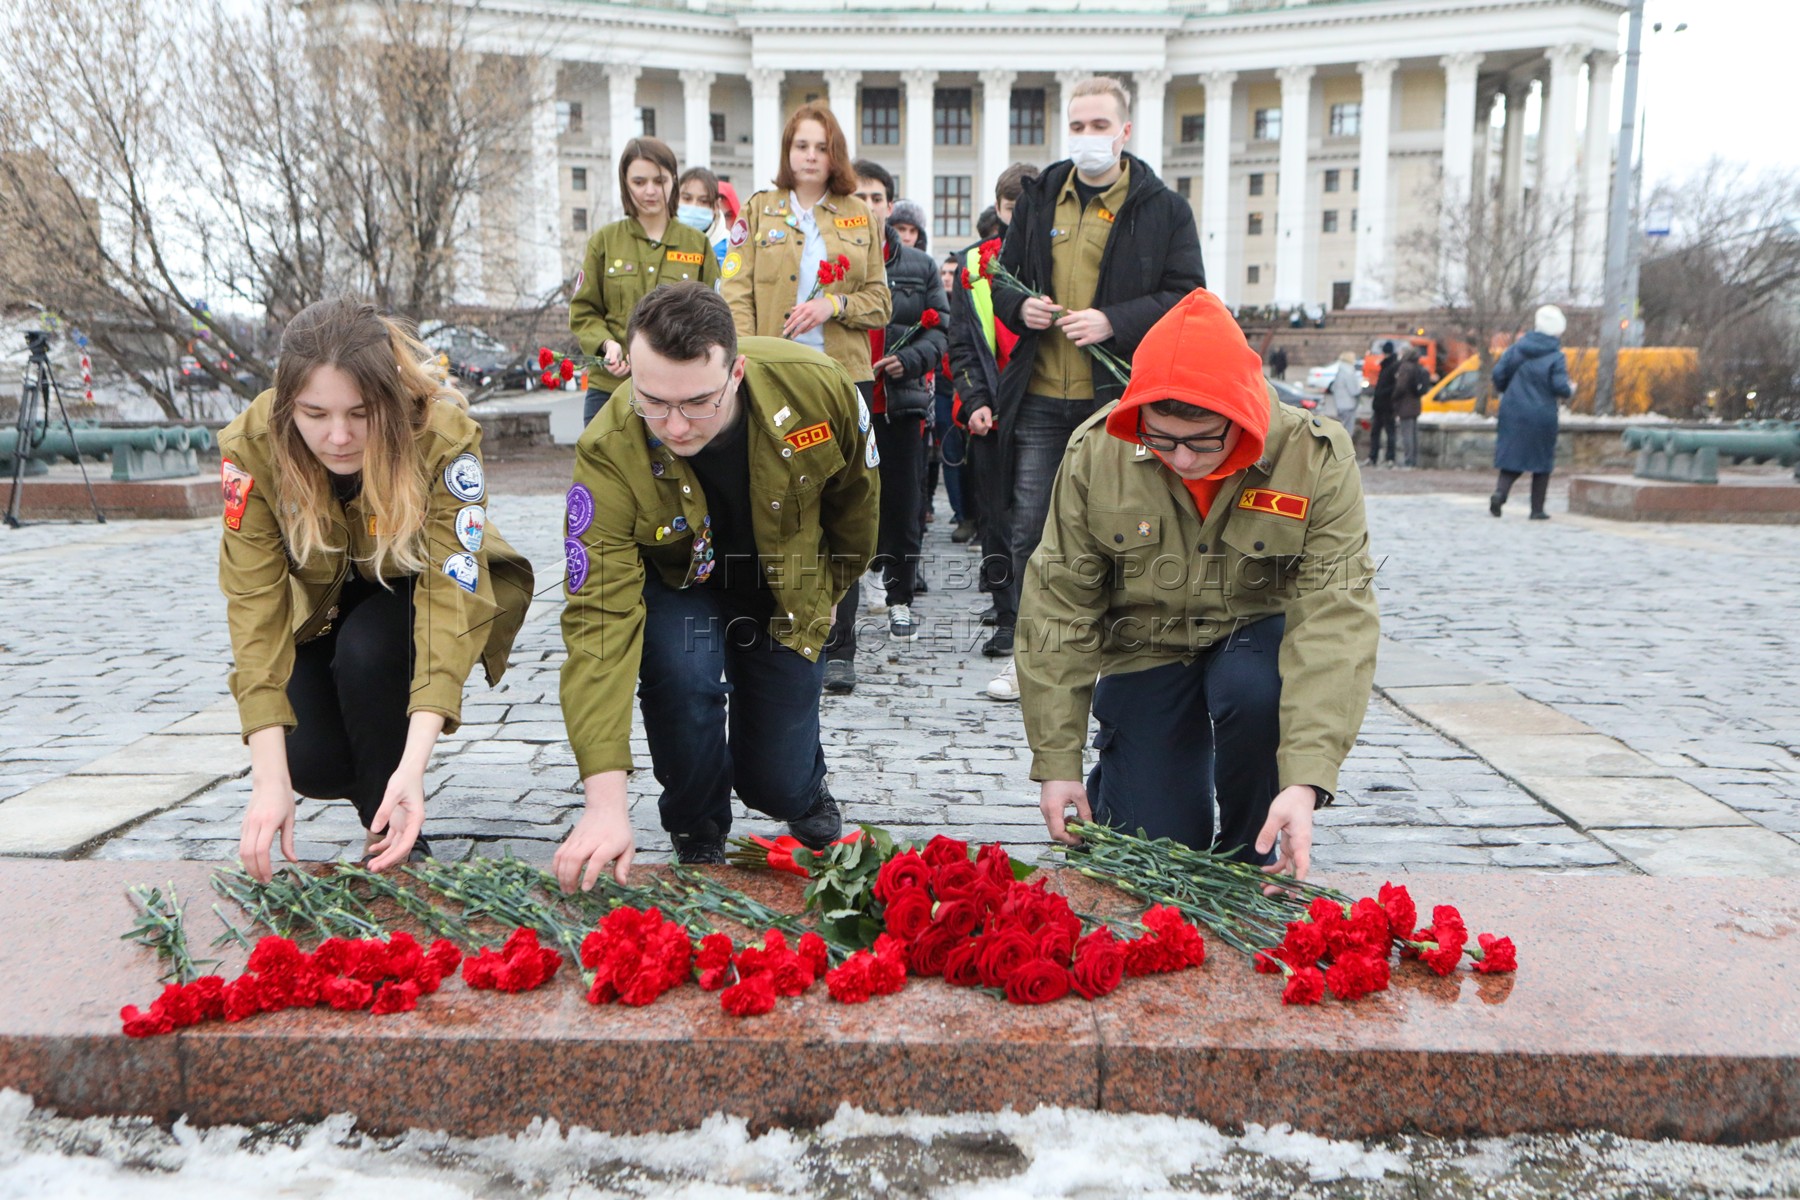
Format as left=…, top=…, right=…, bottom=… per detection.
left=1254, top=950, right=1287, bottom=975
left=541, top=370, right=558, bottom=389
left=1004, top=958, right=1071, bottom=1005
left=920, top=309, right=942, bottom=329
left=560, top=357, right=575, bottom=381
left=1280, top=919, right=1327, bottom=967
left=1282, top=966, right=1326, bottom=1005
left=720, top=970, right=777, bottom=1016
left=538, top=346, right=555, bottom=368
left=816, top=262, right=837, bottom=287
left=960, top=267, right=974, bottom=290
left=696, top=933, right=735, bottom=974
left=835, top=253, right=850, bottom=274
left=1324, top=952, right=1391, bottom=1002
left=798, top=932, right=830, bottom=978
left=371, top=980, right=421, bottom=1015
left=321, top=976, right=372, bottom=1011
left=120, top=1004, right=174, bottom=1038
left=1472, top=933, right=1517, bottom=974
left=826, top=954, right=874, bottom=1004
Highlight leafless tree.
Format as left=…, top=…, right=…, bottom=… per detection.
left=0, top=0, right=546, bottom=418
left=1401, top=182, right=1579, bottom=415
left=1637, top=161, right=1800, bottom=419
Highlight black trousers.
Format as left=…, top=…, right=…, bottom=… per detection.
left=1368, top=404, right=1398, bottom=463
left=872, top=412, right=925, bottom=606
left=286, top=576, right=415, bottom=828
left=825, top=382, right=878, bottom=663
left=1495, top=469, right=1551, bottom=514
left=1086, top=614, right=1285, bottom=862
left=968, top=428, right=1014, bottom=618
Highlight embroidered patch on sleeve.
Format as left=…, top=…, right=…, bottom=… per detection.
left=221, top=460, right=254, bottom=531
left=784, top=422, right=832, bottom=451
left=1237, top=488, right=1310, bottom=521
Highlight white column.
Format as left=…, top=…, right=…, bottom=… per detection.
left=1272, top=64, right=1313, bottom=309
left=1200, top=70, right=1237, bottom=305
left=1054, top=69, right=1084, bottom=161
left=522, top=59, right=564, bottom=298
left=824, top=69, right=862, bottom=159
left=680, top=69, right=716, bottom=173
left=1541, top=44, right=1586, bottom=295
left=749, top=67, right=785, bottom=192
left=605, top=63, right=642, bottom=219
left=1352, top=58, right=1396, bottom=309
left=1500, top=76, right=1530, bottom=213
left=1578, top=50, right=1616, bottom=303
left=1132, top=68, right=1170, bottom=177
left=902, top=68, right=938, bottom=208
left=978, top=69, right=1017, bottom=209
left=1439, top=52, right=1485, bottom=302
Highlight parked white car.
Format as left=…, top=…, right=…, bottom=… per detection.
left=1305, top=364, right=1338, bottom=393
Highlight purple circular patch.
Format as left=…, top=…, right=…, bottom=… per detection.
left=564, top=537, right=589, bottom=594
left=565, top=483, right=594, bottom=537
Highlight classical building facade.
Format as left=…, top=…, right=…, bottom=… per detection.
left=466, top=0, right=1626, bottom=313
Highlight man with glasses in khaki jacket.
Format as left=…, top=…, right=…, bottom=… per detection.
left=555, top=283, right=880, bottom=888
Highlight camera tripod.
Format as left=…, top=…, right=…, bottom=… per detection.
left=5, top=331, right=105, bottom=528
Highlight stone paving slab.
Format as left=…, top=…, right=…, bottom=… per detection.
left=3, top=860, right=1797, bottom=1141
left=1518, top=775, right=1755, bottom=831
left=0, top=774, right=221, bottom=856
left=1588, top=826, right=1800, bottom=877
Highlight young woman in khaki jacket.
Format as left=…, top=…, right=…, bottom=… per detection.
left=722, top=101, right=891, bottom=687
left=217, top=299, right=534, bottom=881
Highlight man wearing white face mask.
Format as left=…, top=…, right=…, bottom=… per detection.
left=967, top=75, right=1204, bottom=699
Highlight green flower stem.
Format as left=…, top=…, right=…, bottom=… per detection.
left=122, top=883, right=219, bottom=984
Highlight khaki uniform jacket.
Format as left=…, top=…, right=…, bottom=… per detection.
left=721, top=190, right=891, bottom=383
left=1017, top=390, right=1380, bottom=793
left=569, top=217, right=722, bottom=395
left=559, top=337, right=881, bottom=779
left=218, top=392, right=535, bottom=740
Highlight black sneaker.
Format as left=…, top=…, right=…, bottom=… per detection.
left=673, top=832, right=728, bottom=864
left=1529, top=510, right=1551, bottom=521
left=823, top=658, right=856, bottom=693
left=1489, top=493, right=1504, bottom=518
left=982, top=625, right=1014, bottom=657
left=788, top=786, right=843, bottom=849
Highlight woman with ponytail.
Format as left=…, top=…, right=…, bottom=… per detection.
left=217, top=298, right=535, bottom=881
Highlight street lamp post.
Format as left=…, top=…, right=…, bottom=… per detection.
left=1593, top=0, right=1645, bottom=416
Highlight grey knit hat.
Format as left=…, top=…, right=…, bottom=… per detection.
left=888, top=199, right=929, bottom=250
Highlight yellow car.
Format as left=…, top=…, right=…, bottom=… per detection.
left=1421, top=348, right=1698, bottom=416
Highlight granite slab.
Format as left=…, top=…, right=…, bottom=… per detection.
left=0, top=861, right=1795, bottom=1142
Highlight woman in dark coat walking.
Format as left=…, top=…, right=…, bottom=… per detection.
left=1489, top=305, right=1573, bottom=520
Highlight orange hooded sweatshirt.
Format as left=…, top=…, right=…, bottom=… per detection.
left=1103, top=288, right=1270, bottom=517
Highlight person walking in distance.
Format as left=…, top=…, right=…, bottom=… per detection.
left=1489, top=305, right=1573, bottom=520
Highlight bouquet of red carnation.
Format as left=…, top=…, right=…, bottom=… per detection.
left=536, top=346, right=581, bottom=391
left=804, top=254, right=852, bottom=304
left=962, top=246, right=1130, bottom=386
left=580, top=906, right=691, bottom=1006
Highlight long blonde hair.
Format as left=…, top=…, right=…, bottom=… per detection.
left=269, top=298, right=466, bottom=580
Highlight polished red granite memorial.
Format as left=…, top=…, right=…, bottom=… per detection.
left=1, top=861, right=1795, bottom=1142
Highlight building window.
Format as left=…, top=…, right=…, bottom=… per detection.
left=571, top=167, right=587, bottom=192
left=1247, top=212, right=1264, bottom=236
left=1322, top=210, right=1339, bottom=233
left=934, top=175, right=973, bottom=237
left=1010, top=89, right=1046, bottom=145
left=1329, top=102, right=1361, bottom=137
left=1247, top=265, right=1261, bottom=284
left=1351, top=207, right=1359, bottom=232
left=1176, top=176, right=1192, bottom=199
left=556, top=100, right=583, bottom=134
left=638, top=107, right=656, bottom=137
left=1353, top=167, right=1361, bottom=191
left=935, top=88, right=972, bottom=145
left=1324, top=168, right=1340, bottom=193
left=711, top=112, right=726, bottom=143
left=1248, top=173, right=1265, bottom=196
left=863, top=87, right=901, bottom=146
left=1253, top=107, right=1281, bottom=141
left=1180, top=114, right=1205, bottom=144
left=573, top=207, right=588, bottom=233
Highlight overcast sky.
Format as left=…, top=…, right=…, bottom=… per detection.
left=1633, top=0, right=1796, bottom=184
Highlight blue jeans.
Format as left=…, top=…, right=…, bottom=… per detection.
left=638, top=572, right=827, bottom=838
left=1086, top=614, right=1285, bottom=861
left=1008, top=395, right=1105, bottom=627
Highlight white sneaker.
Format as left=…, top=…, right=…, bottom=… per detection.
left=985, top=657, right=1019, bottom=701
left=888, top=603, right=916, bottom=638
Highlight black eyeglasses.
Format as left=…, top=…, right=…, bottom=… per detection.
left=1137, top=413, right=1228, bottom=455
left=630, top=377, right=730, bottom=420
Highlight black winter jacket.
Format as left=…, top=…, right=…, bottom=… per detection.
left=878, top=224, right=950, bottom=419
left=980, top=154, right=1204, bottom=491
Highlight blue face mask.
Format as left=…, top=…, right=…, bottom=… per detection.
left=677, top=204, right=714, bottom=232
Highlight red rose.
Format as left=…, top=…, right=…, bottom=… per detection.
left=975, top=928, right=1037, bottom=989
left=1070, top=933, right=1125, bottom=1000
left=1378, top=882, right=1417, bottom=941
left=1281, top=966, right=1326, bottom=1005
left=920, top=309, right=942, bottom=329
left=881, top=888, right=934, bottom=942
left=538, top=346, right=555, bottom=368
left=1004, top=958, right=1071, bottom=1005
left=921, top=834, right=970, bottom=869
left=720, top=971, right=777, bottom=1016
left=826, top=955, right=873, bottom=1003
left=1472, top=933, right=1517, bottom=974
left=942, top=942, right=982, bottom=987
left=1035, top=922, right=1077, bottom=968
left=930, top=859, right=980, bottom=901
left=371, top=980, right=420, bottom=1015
left=974, top=843, right=1015, bottom=889
left=874, top=851, right=933, bottom=902
left=905, top=923, right=963, bottom=977
left=929, top=899, right=980, bottom=939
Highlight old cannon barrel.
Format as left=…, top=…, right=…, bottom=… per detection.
left=0, top=425, right=200, bottom=463
left=1624, top=424, right=1800, bottom=462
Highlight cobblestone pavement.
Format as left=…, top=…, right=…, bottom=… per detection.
left=2, top=464, right=1792, bottom=876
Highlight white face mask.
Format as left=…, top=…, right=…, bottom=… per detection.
left=1068, top=134, right=1120, bottom=176
left=676, top=204, right=714, bottom=232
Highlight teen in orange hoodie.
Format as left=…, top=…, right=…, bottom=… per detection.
left=1016, top=288, right=1379, bottom=878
